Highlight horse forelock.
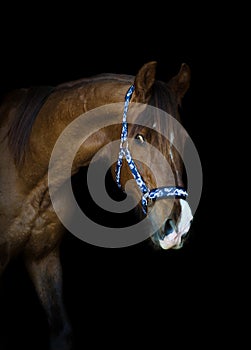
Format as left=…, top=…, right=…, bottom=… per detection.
left=129, top=81, right=183, bottom=150
left=128, top=80, right=187, bottom=190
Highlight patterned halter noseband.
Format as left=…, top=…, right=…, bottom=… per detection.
left=115, top=84, right=188, bottom=214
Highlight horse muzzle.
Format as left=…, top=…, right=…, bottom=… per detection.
left=151, top=199, right=193, bottom=250
left=156, top=219, right=191, bottom=249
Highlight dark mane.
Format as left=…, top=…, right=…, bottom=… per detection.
left=7, top=86, right=55, bottom=167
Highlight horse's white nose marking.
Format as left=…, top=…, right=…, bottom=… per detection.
left=159, top=199, right=193, bottom=250
left=177, top=199, right=193, bottom=234
left=159, top=231, right=178, bottom=250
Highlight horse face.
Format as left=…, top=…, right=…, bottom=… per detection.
left=126, top=122, right=193, bottom=249
left=126, top=61, right=193, bottom=249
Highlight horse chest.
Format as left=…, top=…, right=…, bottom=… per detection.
left=1, top=171, right=64, bottom=258
left=20, top=185, right=65, bottom=257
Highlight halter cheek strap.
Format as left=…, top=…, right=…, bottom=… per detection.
left=115, top=84, right=188, bottom=214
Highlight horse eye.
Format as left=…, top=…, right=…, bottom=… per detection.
left=135, top=134, right=145, bottom=144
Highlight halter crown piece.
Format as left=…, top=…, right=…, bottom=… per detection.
left=115, top=85, right=188, bottom=214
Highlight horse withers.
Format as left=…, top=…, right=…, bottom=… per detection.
left=0, top=61, right=192, bottom=349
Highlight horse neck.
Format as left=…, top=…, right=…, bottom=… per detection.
left=65, top=80, right=133, bottom=169
left=25, top=79, right=133, bottom=185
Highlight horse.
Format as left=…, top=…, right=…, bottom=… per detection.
left=0, top=61, right=193, bottom=349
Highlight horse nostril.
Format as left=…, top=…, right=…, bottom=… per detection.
left=164, top=219, right=175, bottom=236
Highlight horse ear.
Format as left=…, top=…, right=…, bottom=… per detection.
left=168, top=63, right=191, bottom=105
left=133, top=61, right=157, bottom=102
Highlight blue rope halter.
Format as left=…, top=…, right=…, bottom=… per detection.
left=115, top=85, right=188, bottom=214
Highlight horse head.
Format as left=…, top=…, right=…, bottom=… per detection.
left=114, top=61, right=193, bottom=249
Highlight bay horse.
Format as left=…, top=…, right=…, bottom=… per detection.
left=0, top=61, right=193, bottom=349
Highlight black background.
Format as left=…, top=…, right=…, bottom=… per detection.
left=0, top=4, right=233, bottom=350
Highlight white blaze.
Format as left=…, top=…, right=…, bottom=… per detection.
left=169, top=131, right=174, bottom=162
